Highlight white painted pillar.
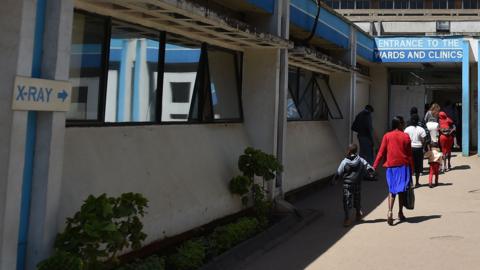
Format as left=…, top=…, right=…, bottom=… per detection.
left=26, top=0, right=74, bottom=269
left=0, top=0, right=36, bottom=269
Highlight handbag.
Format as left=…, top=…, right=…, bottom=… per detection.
left=404, top=183, right=415, bottom=210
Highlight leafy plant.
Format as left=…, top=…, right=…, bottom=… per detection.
left=168, top=239, right=207, bottom=270
left=116, top=255, right=165, bottom=270
left=209, top=217, right=259, bottom=255
left=41, top=193, right=148, bottom=269
left=229, top=147, right=283, bottom=223
left=37, top=251, right=84, bottom=270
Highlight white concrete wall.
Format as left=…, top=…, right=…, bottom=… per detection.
left=61, top=124, right=249, bottom=242
left=369, top=65, right=389, bottom=143
left=284, top=121, right=343, bottom=192
left=381, top=21, right=436, bottom=34
left=329, top=72, right=353, bottom=148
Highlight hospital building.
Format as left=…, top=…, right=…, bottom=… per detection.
left=1, top=0, right=479, bottom=269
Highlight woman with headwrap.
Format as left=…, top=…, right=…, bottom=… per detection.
left=439, top=112, right=455, bottom=172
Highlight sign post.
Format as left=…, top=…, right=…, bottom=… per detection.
left=12, top=76, right=71, bottom=112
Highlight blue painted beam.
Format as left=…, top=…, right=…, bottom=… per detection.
left=247, top=0, right=275, bottom=13
left=290, top=0, right=351, bottom=48
left=462, top=40, right=470, bottom=157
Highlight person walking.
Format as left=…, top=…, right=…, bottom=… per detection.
left=352, top=105, right=375, bottom=164
left=373, top=116, right=414, bottom=226
left=439, top=112, right=455, bottom=172
left=336, top=144, right=373, bottom=227
left=404, top=114, right=426, bottom=187
left=425, top=142, right=443, bottom=188
left=424, top=103, right=440, bottom=123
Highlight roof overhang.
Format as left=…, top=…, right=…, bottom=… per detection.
left=289, top=47, right=351, bottom=75
left=75, top=0, right=291, bottom=51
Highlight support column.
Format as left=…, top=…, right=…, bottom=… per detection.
left=0, top=0, right=36, bottom=269
left=349, top=26, right=358, bottom=144
left=26, top=0, right=74, bottom=269
left=462, top=40, right=470, bottom=157
left=275, top=0, right=289, bottom=197
left=478, top=40, right=480, bottom=156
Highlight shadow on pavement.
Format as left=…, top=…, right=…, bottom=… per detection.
left=401, top=214, right=442, bottom=224
left=415, top=183, right=453, bottom=189
left=241, top=170, right=392, bottom=270
left=451, top=165, right=471, bottom=171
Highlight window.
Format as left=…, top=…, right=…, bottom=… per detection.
left=380, top=0, right=394, bottom=8
left=433, top=0, right=454, bottom=8
left=207, top=48, right=242, bottom=120
left=68, top=11, right=243, bottom=125
left=463, top=0, right=478, bottom=8
left=342, top=0, right=355, bottom=9
left=171, top=82, right=191, bottom=103
left=162, top=35, right=201, bottom=122
left=396, top=0, right=409, bottom=8
left=355, top=0, right=371, bottom=9
left=68, top=12, right=108, bottom=120
left=410, top=0, right=424, bottom=9
left=325, top=0, right=341, bottom=9
left=105, top=21, right=160, bottom=123
left=287, top=67, right=342, bottom=121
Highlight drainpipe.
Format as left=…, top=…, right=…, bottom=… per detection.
left=16, top=0, right=46, bottom=269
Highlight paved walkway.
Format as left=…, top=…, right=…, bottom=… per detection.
left=240, top=154, right=480, bottom=270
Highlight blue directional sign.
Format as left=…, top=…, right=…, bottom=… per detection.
left=374, top=37, right=464, bottom=63
left=12, top=76, right=72, bottom=112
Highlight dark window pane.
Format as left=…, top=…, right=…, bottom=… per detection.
left=331, top=0, right=341, bottom=8
left=355, top=0, right=371, bottom=8
left=342, top=0, right=355, bottom=9
left=105, top=21, right=160, bottom=123
left=396, top=0, right=409, bottom=8
left=380, top=0, right=394, bottom=8
left=171, top=82, right=191, bottom=103
left=162, top=34, right=201, bottom=122
left=297, top=69, right=314, bottom=120
left=68, top=12, right=107, bottom=120
left=207, top=48, right=242, bottom=120
left=170, top=114, right=188, bottom=119
left=287, top=67, right=301, bottom=120
left=433, top=0, right=449, bottom=8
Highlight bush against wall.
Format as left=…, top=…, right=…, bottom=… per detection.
left=38, top=193, right=149, bottom=270
left=229, top=147, right=283, bottom=225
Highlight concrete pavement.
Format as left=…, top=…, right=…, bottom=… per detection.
left=240, top=154, right=480, bottom=270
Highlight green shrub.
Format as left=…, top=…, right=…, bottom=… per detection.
left=39, top=193, right=148, bottom=269
left=209, top=217, right=259, bottom=255
left=168, top=239, right=207, bottom=270
left=116, top=256, right=165, bottom=270
left=230, top=147, right=283, bottom=222
left=37, top=251, right=84, bottom=270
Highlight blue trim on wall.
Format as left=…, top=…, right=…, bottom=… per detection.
left=462, top=40, right=470, bottom=157
left=290, top=0, right=350, bottom=48
left=132, top=40, right=142, bottom=121
left=17, top=0, right=46, bottom=269
left=356, top=30, right=374, bottom=61
left=247, top=0, right=275, bottom=13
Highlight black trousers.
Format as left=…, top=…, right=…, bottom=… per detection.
left=343, top=183, right=361, bottom=218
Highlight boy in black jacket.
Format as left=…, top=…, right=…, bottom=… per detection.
left=337, top=144, right=374, bottom=227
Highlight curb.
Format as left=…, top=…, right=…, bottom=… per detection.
left=200, top=209, right=323, bottom=270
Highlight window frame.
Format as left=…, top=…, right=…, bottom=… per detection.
left=67, top=10, right=244, bottom=127
left=287, top=67, right=335, bottom=122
